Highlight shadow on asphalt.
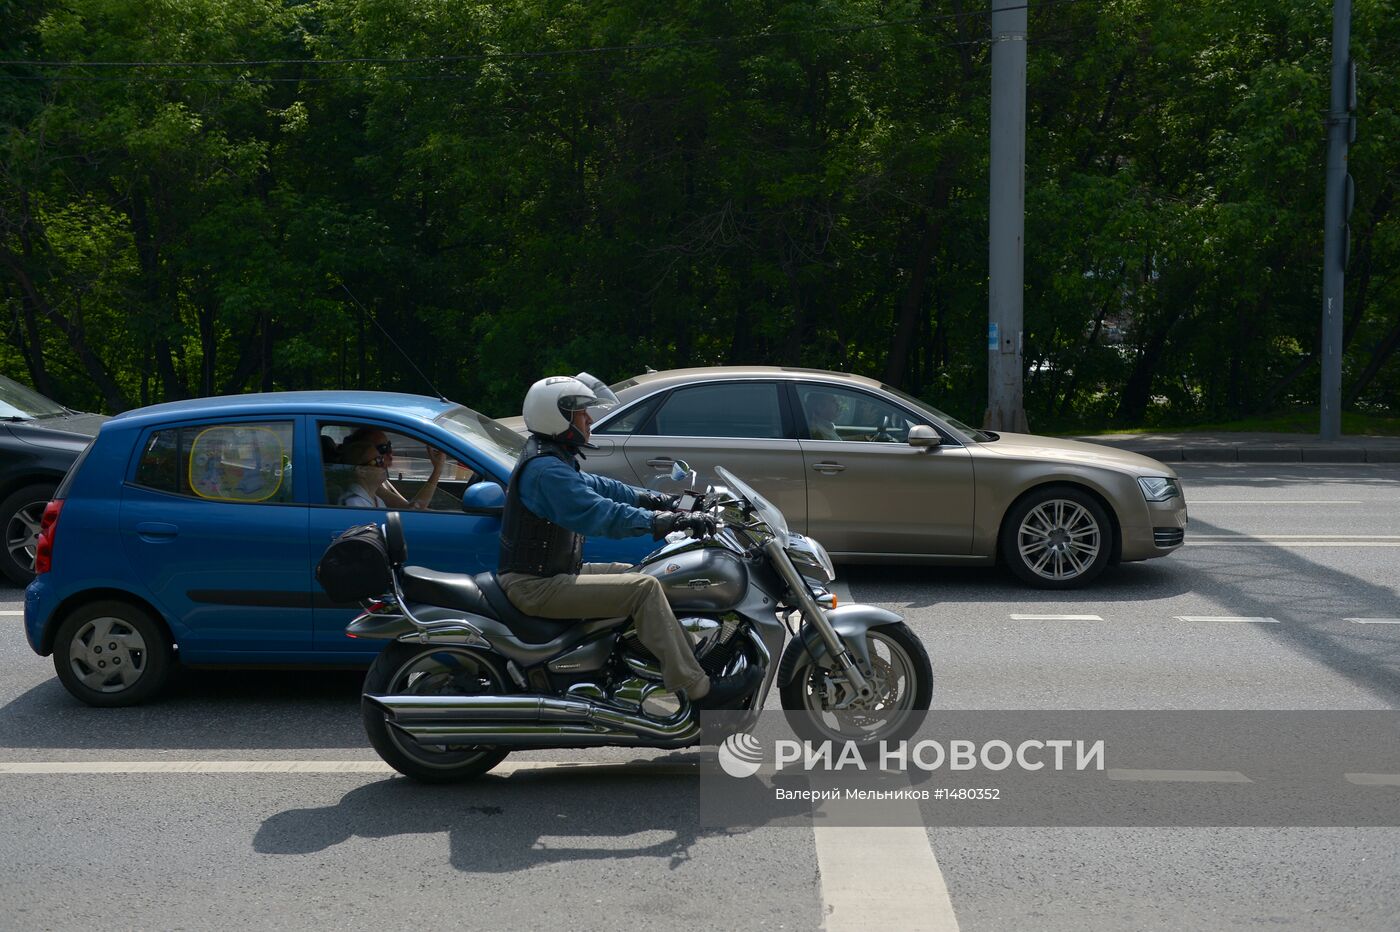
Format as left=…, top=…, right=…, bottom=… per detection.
left=844, top=560, right=1195, bottom=607
left=0, top=667, right=366, bottom=749
left=1173, top=516, right=1400, bottom=707
left=252, top=759, right=811, bottom=870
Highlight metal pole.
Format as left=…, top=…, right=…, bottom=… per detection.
left=985, top=0, right=1029, bottom=433
left=1320, top=0, right=1351, bottom=441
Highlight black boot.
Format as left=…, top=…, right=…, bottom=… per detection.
left=694, top=666, right=763, bottom=710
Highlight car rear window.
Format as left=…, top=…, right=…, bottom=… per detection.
left=652, top=383, right=784, bottom=439
left=132, top=421, right=296, bottom=504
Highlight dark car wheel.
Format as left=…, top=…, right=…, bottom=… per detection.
left=1, top=482, right=56, bottom=586
left=53, top=600, right=174, bottom=707
left=1000, top=486, right=1112, bottom=589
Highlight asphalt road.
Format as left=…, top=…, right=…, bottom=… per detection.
left=1, top=463, right=1398, bottom=930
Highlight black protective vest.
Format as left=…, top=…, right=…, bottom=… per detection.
left=498, top=436, right=585, bottom=577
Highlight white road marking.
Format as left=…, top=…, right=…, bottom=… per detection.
left=1175, top=615, right=1279, bottom=624
left=0, top=760, right=694, bottom=776
left=1345, top=618, right=1400, bottom=625
left=1192, top=535, right=1400, bottom=539
left=0, top=610, right=23, bottom=616
left=813, top=788, right=959, bottom=932
left=1345, top=773, right=1400, bottom=787
left=1190, top=500, right=1365, bottom=504
left=1008, top=614, right=1104, bottom=621
left=1107, top=769, right=1252, bottom=783
left=821, top=577, right=959, bottom=930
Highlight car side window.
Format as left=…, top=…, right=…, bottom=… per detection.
left=594, top=395, right=661, bottom=435
left=651, top=383, right=784, bottom=439
left=133, top=421, right=296, bottom=503
left=317, top=422, right=480, bottom=511
left=795, top=385, right=919, bottom=443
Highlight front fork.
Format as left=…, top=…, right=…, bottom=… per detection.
left=762, top=538, right=874, bottom=703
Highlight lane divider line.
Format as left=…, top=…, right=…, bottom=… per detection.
left=1008, top=614, right=1103, bottom=621
left=813, top=783, right=960, bottom=932
left=0, top=610, right=23, bottom=616
left=1345, top=773, right=1400, bottom=787
left=1174, top=615, right=1280, bottom=624
left=1345, top=618, right=1400, bottom=625
left=1106, top=769, right=1252, bottom=783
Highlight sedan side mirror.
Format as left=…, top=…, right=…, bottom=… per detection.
left=907, top=425, right=941, bottom=449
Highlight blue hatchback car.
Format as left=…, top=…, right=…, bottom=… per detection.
left=23, top=391, right=649, bottom=706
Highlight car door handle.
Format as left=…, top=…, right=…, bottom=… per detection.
left=135, top=522, right=179, bottom=541
left=812, top=462, right=846, bottom=474
left=645, top=457, right=675, bottom=468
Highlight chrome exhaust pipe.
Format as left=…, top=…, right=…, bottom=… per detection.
left=364, top=693, right=701, bottom=748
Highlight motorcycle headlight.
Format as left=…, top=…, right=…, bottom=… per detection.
left=1138, top=476, right=1181, bottom=502
left=786, top=534, right=836, bottom=583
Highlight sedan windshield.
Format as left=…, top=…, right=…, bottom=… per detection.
left=0, top=375, right=68, bottom=420
left=879, top=383, right=995, bottom=443
left=434, top=406, right=526, bottom=472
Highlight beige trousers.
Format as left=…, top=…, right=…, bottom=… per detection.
left=499, top=563, right=710, bottom=696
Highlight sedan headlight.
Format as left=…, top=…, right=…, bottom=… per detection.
left=1137, top=477, right=1181, bottom=502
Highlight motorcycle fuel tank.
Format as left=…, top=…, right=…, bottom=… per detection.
left=641, top=543, right=748, bottom=612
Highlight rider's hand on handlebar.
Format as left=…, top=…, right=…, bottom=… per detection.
left=651, top=511, right=718, bottom=540
left=636, top=490, right=681, bottom=511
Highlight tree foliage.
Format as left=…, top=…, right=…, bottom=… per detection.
left=1, top=0, right=1396, bottom=426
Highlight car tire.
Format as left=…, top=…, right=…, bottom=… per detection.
left=1, top=482, right=57, bottom=586
left=1000, top=486, right=1112, bottom=589
left=52, top=600, right=174, bottom=707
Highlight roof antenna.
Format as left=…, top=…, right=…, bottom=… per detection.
left=339, top=283, right=448, bottom=402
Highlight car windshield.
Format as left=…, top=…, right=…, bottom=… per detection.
left=879, top=384, right=995, bottom=442
left=0, top=375, right=68, bottom=419
left=434, top=406, right=526, bottom=472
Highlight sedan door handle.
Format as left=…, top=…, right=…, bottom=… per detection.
left=135, top=522, right=179, bottom=541
left=812, top=462, right=846, bottom=474
left=645, top=457, right=675, bottom=468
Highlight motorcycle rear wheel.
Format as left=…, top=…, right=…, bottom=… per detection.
left=362, top=642, right=511, bottom=783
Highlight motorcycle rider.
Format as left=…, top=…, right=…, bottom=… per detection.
left=497, top=373, right=763, bottom=709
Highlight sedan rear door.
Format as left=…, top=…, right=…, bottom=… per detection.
left=615, top=380, right=808, bottom=531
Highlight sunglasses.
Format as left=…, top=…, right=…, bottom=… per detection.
left=375, top=441, right=393, bottom=455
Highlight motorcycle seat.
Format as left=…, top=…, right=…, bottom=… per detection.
left=472, top=572, right=587, bottom=644
left=400, top=566, right=496, bottom=617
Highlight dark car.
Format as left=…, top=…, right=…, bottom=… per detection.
left=1, top=374, right=108, bottom=584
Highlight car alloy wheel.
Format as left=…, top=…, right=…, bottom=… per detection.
left=1000, top=486, right=1113, bottom=589
left=5, top=500, right=43, bottom=575
left=1016, top=499, right=1102, bottom=582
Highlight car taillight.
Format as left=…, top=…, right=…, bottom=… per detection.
left=34, top=499, right=63, bottom=575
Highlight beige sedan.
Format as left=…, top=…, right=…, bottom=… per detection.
left=506, top=367, right=1187, bottom=588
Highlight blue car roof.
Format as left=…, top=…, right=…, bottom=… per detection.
left=108, top=391, right=461, bottom=430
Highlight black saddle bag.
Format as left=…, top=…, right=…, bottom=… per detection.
left=316, top=523, right=391, bottom=603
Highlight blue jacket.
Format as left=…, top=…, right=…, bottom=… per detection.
left=517, top=454, right=654, bottom=538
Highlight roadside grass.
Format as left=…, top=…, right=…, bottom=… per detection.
left=1041, top=410, right=1400, bottom=437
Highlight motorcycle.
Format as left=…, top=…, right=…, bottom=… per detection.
left=334, top=464, right=933, bottom=783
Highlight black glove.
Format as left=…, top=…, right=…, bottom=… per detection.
left=652, top=511, right=718, bottom=540
left=636, top=490, right=680, bottom=511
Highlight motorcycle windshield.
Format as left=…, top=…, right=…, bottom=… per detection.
left=715, top=466, right=789, bottom=539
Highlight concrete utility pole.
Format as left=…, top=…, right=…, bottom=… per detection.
left=985, top=0, right=1029, bottom=433
left=1320, top=0, right=1354, bottom=441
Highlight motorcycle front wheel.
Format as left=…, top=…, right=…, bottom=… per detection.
left=362, top=642, right=511, bottom=783
left=779, top=622, right=932, bottom=746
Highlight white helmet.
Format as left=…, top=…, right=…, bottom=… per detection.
left=521, top=372, right=619, bottom=441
